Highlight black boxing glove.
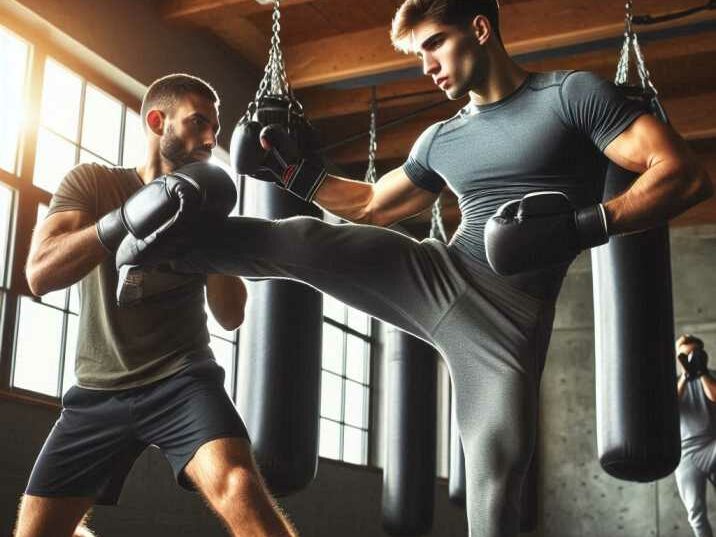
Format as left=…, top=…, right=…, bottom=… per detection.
left=96, top=162, right=236, bottom=252
left=484, top=191, right=609, bottom=275
left=230, top=121, right=326, bottom=202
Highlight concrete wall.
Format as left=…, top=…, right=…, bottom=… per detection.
left=540, top=225, right=716, bottom=537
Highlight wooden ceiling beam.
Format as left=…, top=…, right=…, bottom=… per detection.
left=297, top=30, right=716, bottom=121
left=162, top=0, right=313, bottom=20
left=284, top=1, right=716, bottom=88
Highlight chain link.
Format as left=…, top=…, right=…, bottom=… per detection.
left=249, top=0, right=304, bottom=118
left=365, top=87, right=378, bottom=183
left=615, top=0, right=657, bottom=94
left=430, top=197, right=448, bottom=242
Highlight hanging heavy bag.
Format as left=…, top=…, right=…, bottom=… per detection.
left=233, top=1, right=323, bottom=496
left=382, top=326, right=438, bottom=536
left=592, top=14, right=680, bottom=481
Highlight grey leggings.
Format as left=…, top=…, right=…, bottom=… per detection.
left=175, top=216, right=556, bottom=537
left=676, top=441, right=716, bottom=537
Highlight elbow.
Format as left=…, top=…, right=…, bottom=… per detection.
left=25, top=263, right=48, bottom=297
left=216, top=310, right=245, bottom=332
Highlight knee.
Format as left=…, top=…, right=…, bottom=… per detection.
left=217, top=465, right=265, bottom=506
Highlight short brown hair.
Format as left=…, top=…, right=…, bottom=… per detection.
left=391, top=0, right=501, bottom=53
left=140, top=73, right=219, bottom=128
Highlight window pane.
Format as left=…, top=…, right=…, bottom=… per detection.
left=321, top=322, right=343, bottom=375
left=345, top=334, right=368, bottom=383
left=123, top=109, right=145, bottom=166
left=346, top=307, right=369, bottom=334
left=343, top=426, right=366, bottom=464
left=81, top=85, right=121, bottom=163
left=344, top=380, right=367, bottom=428
left=0, top=183, right=13, bottom=286
left=69, top=284, right=80, bottom=313
left=79, top=150, right=111, bottom=166
left=320, top=371, right=342, bottom=421
left=319, top=418, right=340, bottom=460
left=210, top=335, right=235, bottom=395
left=323, top=294, right=345, bottom=322
left=33, top=128, right=76, bottom=193
left=13, top=297, right=63, bottom=396
left=62, top=314, right=79, bottom=394
left=40, top=58, right=82, bottom=141
left=0, top=27, right=29, bottom=174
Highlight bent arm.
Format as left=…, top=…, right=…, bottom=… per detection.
left=313, top=166, right=440, bottom=227
left=206, top=274, right=248, bottom=331
left=700, top=374, right=716, bottom=403
left=603, top=114, right=712, bottom=234
left=26, top=210, right=107, bottom=296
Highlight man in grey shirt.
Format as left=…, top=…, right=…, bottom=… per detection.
left=115, top=2, right=712, bottom=536
left=676, top=335, right=716, bottom=537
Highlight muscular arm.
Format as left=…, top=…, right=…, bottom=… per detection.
left=25, top=210, right=107, bottom=296
left=313, top=167, right=440, bottom=226
left=699, top=374, right=716, bottom=403
left=677, top=374, right=687, bottom=399
left=603, top=114, right=713, bottom=234
left=206, top=274, right=247, bottom=331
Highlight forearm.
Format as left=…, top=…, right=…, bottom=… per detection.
left=700, top=374, right=716, bottom=403
left=207, top=274, right=247, bottom=331
left=677, top=375, right=687, bottom=399
left=26, top=225, right=107, bottom=296
left=313, top=175, right=377, bottom=224
left=605, top=155, right=712, bottom=235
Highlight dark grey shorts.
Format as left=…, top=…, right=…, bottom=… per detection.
left=25, top=359, right=248, bottom=505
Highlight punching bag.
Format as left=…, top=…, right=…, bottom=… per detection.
left=235, top=96, right=324, bottom=495
left=592, top=86, right=680, bottom=481
left=382, top=326, right=438, bottom=536
left=448, top=395, right=466, bottom=506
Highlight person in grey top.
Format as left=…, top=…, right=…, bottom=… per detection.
left=16, top=75, right=298, bottom=537
left=676, top=335, right=716, bottom=537
left=114, top=2, right=712, bottom=536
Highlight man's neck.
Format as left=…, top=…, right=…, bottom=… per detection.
left=469, top=52, right=528, bottom=107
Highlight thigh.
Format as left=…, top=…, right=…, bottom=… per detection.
left=134, top=360, right=249, bottom=489
left=177, top=217, right=468, bottom=339
left=26, top=387, right=146, bottom=505
left=676, top=454, right=708, bottom=511
left=14, top=495, right=94, bottom=537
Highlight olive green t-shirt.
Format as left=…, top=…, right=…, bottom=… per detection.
left=48, top=163, right=213, bottom=390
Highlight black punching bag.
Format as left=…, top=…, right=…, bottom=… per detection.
left=382, top=326, right=438, bottom=536
left=237, top=177, right=323, bottom=496
left=592, top=86, right=680, bottom=482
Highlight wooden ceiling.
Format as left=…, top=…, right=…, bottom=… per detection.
left=161, top=0, right=716, bottom=228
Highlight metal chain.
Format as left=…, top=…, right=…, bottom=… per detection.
left=365, top=87, right=378, bottom=183
left=254, top=0, right=297, bottom=103
left=615, top=0, right=657, bottom=94
left=430, top=197, right=448, bottom=242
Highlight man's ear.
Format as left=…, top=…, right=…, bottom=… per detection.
left=471, top=15, right=492, bottom=45
left=146, top=109, right=165, bottom=136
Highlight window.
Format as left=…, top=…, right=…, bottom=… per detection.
left=0, top=26, right=30, bottom=175
left=319, top=294, right=372, bottom=465
left=12, top=205, right=79, bottom=396
left=0, top=20, right=239, bottom=406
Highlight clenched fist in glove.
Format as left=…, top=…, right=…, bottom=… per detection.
left=484, top=191, right=610, bottom=275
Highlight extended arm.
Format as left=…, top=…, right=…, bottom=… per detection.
left=313, top=167, right=440, bottom=226
left=603, top=114, right=712, bottom=234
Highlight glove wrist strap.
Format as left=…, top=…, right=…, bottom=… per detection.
left=284, top=160, right=327, bottom=202
left=575, top=203, right=609, bottom=249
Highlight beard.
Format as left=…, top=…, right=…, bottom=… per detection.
left=159, top=124, right=195, bottom=169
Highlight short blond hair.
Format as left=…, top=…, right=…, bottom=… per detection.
left=390, top=0, right=501, bottom=53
